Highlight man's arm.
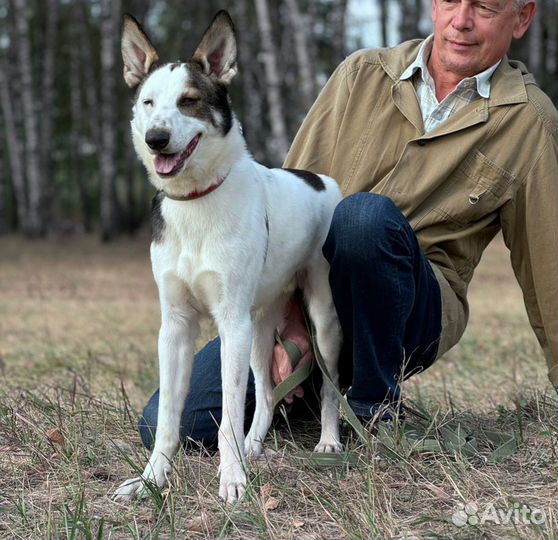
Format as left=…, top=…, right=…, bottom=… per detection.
left=500, top=134, right=558, bottom=389
left=283, top=56, right=353, bottom=174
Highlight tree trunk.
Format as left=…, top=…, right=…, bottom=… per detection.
left=399, top=0, right=421, bottom=41
left=99, top=0, right=121, bottom=240
left=13, top=0, right=45, bottom=236
left=254, top=0, right=289, bottom=164
left=77, top=0, right=102, bottom=169
left=0, top=61, right=27, bottom=228
left=379, top=0, right=389, bottom=47
left=284, top=0, right=316, bottom=110
left=331, top=0, right=348, bottom=62
left=0, top=116, right=8, bottom=233
left=69, top=5, right=93, bottom=233
left=39, top=0, right=59, bottom=230
left=232, top=0, right=266, bottom=162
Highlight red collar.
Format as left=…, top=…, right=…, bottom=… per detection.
left=163, top=173, right=228, bottom=201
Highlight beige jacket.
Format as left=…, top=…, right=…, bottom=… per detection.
left=284, top=39, right=558, bottom=388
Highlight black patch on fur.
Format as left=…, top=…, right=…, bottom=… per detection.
left=169, top=62, right=183, bottom=71
left=151, top=191, right=166, bottom=242
left=282, top=168, right=325, bottom=191
left=179, top=61, right=233, bottom=136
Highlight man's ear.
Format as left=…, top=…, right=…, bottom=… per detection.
left=192, top=10, right=237, bottom=85
left=121, top=14, right=159, bottom=88
left=513, top=1, right=537, bottom=40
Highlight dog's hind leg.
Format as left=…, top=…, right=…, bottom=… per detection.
left=244, top=295, right=289, bottom=458
left=301, top=259, right=343, bottom=453
left=113, top=281, right=200, bottom=501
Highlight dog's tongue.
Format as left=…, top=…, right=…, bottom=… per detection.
left=154, top=153, right=182, bottom=175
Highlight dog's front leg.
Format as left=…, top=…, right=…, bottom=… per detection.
left=113, top=297, right=199, bottom=501
left=216, top=312, right=253, bottom=503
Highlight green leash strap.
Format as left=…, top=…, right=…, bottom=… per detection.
left=271, top=333, right=314, bottom=409
left=305, top=318, right=369, bottom=446
left=270, top=307, right=491, bottom=466
left=271, top=311, right=369, bottom=446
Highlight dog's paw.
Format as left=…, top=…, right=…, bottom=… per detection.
left=219, top=468, right=246, bottom=504
left=314, top=439, right=343, bottom=453
left=244, top=436, right=263, bottom=458
left=112, top=477, right=150, bottom=502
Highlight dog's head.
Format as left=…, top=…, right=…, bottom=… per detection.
left=121, top=11, right=238, bottom=191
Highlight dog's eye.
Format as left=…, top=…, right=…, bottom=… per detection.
left=143, top=99, right=154, bottom=108
left=178, top=96, right=199, bottom=107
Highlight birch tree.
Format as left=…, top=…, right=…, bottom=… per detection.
left=254, top=0, right=289, bottom=163
left=39, top=0, right=59, bottom=222
left=284, top=0, right=316, bottom=111
left=331, top=0, right=348, bottom=62
left=0, top=60, right=27, bottom=227
left=379, top=0, right=389, bottom=47
left=0, top=116, right=7, bottom=233
left=68, top=3, right=94, bottom=232
left=399, top=0, right=422, bottom=40
left=99, top=0, right=121, bottom=240
left=13, top=0, right=44, bottom=236
left=232, top=0, right=266, bottom=162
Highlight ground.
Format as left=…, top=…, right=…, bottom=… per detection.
left=0, top=232, right=556, bottom=539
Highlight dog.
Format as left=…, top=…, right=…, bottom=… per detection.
left=113, top=10, right=343, bottom=503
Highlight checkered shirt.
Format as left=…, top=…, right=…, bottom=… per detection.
left=400, top=35, right=501, bottom=134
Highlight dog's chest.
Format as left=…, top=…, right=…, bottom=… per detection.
left=153, top=199, right=266, bottom=313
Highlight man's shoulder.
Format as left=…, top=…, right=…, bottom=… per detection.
left=505, top=59, right=558, bottom=136
left=342, top=39, right=423, bottom=80
left=524, top=84, right=558, bottom=137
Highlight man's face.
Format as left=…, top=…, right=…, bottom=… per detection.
left=431, top=0, right=536, bottom=78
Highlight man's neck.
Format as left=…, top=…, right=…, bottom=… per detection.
left=427, top=55, right=468, bottom=102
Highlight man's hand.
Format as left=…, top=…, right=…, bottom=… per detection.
left=271, top=294, right=313, bottom=403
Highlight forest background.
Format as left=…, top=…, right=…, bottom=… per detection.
left=0, top=0, right=556, bottom=240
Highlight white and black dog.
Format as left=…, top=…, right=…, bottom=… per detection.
left=114, top=11, right=343, bottom=503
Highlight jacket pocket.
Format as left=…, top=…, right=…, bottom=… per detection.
left=436, top=149, right=516, bottom=227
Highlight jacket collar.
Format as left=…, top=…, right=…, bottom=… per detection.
left=399, top=34, right=500, bottom=99
left=379, top=38, right=532, bottom=106
left=378, top=39, right=534, bottom=138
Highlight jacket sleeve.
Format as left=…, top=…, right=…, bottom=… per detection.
left=283, top=56, right=353, bottom=174
left=500, top=133, right=558, bottom=389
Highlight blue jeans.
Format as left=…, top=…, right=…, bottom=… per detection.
left=139, top=193, right=442, bottom=449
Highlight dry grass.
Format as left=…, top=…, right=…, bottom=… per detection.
left=0, top=233, right=556, bottom=539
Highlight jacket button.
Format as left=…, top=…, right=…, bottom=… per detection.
left=418, top=140, right=427, bottom=146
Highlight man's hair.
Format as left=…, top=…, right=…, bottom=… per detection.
left=513, top=0, right=530, bottom=10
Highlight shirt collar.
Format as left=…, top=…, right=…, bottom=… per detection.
left=400, top=34, right=501, bottom=99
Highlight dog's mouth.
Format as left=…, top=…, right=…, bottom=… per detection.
left=154, top=133, right=202, bottom=177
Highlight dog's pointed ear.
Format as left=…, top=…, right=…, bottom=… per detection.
left=192, top=10, right=237, bottom=85
left=121, top=14, right=159, bottom=88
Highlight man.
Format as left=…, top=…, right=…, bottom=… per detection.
left=139, top=0, right=557, bottom=449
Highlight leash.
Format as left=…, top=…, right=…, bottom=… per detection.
left=270, top=304, right=498, bottom=466
left=271, top=306, right=369, bottom=446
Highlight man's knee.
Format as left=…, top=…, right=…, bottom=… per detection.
left=323, top=193, right=408, bottom=263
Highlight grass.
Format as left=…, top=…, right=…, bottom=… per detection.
left=0, top=232, right=556, bottom=539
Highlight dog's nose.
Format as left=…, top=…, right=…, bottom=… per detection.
left=145, top=129, right=171, bottom=151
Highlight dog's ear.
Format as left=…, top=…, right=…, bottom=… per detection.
left=192, top=10, right=237, bottom=85
left=121, top=14, right=159, bottom=88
